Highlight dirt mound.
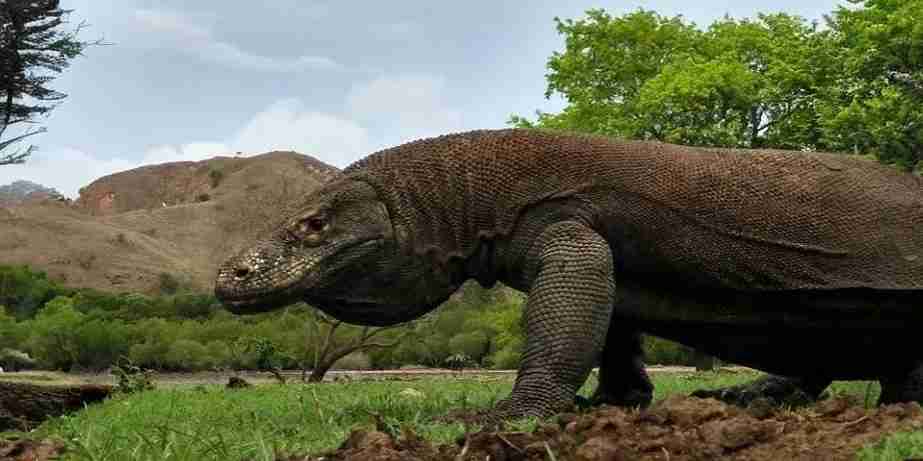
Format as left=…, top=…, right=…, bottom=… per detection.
left=0, top=438, right=64, bottom=461
left=298, top=396, right=923, bottom=460
left=0, top=382, right=112, bottom=432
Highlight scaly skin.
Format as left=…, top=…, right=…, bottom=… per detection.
left=215, top=129, right=923, bottom=421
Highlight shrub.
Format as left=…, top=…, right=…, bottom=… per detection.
left=196, top=193, right=211, bottom=202
left=208, top=169, right=224, bottom=188
left=333, top=352, right=372, bottom=370
left=165, top=339, right=210, bottom=371
left=448, top=331, right=490, bottom=364
left=0, top=348, right=36, bottom=371
left=643, top=335, right=697, bottom=365
left=488, top=346, right=521, bottom=369
left=158, top=273, right=180, bottom=295
left=111, top=357, right=155, bottom=394
left=75, top=251, right=96, bottom=270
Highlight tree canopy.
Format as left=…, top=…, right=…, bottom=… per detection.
left=512, top=0, right=923, bottom=170
left=0, top=0, right=95, bottom=165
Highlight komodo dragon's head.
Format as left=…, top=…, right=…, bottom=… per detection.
left=214, top=178, right=434, bottom=326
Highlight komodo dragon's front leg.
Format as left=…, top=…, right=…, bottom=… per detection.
left=488, top=221, right=615, bottom=421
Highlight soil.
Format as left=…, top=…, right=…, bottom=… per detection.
left=294, top=395, right=923, bottom=461
left=0, top=438, right=64, bottom=461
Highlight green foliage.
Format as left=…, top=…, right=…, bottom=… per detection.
left=519, top=10, right=831, bottom=149
left=444, top=353, right=474, bottom=371
left=158, top=272, right=181, bottom=295
left=208, top=168, right=224, bottom=188
left=0, top=1, right=97, bottom=165
left=0, top=265, right=703, bottom=373
left=643, top=335, right=698, bottom=366
left=111, top=357, right=155, bottom=394
left=0, top=265, right=71, bottom=319
left=515, top=2, right=921, bottom=168
left=25, top=295, right=85, bottom=370
left=857, top=430, right=923, bottom=460
left=0, top=348, right=35, bottom=371
left=819, top=0, right=923, bottom=170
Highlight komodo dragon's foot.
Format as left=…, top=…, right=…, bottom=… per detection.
left=437, top=397, right=572, bottom=429
left=691, top=374, right=829, bottom=408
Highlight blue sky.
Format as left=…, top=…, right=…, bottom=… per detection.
left=0, top=0, right=842, bottom=197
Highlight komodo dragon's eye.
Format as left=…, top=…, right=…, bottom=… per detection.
left=305, top=217, right=326, bottom=232
left=302, top=217, right=327, bottom=234
left=284, top=214, right=329, bottom=243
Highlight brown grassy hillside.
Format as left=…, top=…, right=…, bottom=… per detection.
left=0, top=151, right=338, bottom=294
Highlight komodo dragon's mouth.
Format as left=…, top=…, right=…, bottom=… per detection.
left=216, top=238, right=384, bottom=314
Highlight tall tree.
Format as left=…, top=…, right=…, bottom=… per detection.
left=0, top=0, right=94, bottom=165
left=819, top=0, right=923, bottom=170
left=511, top=9, right=834, bottom=151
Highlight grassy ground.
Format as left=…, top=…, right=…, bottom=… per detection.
left=0, top=370, right=914, bottom=460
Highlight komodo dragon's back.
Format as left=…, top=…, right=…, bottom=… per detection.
left=343, top=129, right=923, bottom=292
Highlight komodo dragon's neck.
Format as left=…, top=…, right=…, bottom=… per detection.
left=340, top=129, right=610, bottom=289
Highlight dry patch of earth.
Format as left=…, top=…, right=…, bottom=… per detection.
left=295, top=395, right=923, bottom=461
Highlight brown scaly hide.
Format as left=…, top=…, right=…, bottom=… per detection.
left=344, top=129, right=923, bottom=291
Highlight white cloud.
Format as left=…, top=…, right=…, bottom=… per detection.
left=132, top=9, right=340, bottom=72
left=229, top=99, right=368, bottom=167
left=139, top=142, right=232, bottom=165
left=0, top=147, right=135, bottom=198
left=346, top=74, right=463, bottom=149
left=3, top=73, right=462, bottom=198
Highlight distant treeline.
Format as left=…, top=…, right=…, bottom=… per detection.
left=0, top=265, right=701, bottom=372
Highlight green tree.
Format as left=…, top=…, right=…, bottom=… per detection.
left=0, top=0, right=99, bottom=164
left=26, top=295, right=85, bottom=369
left=819, top=0, right=923, bottom=170
left=0, top=306, right=20, bottom=349
left=514, top=9, right=833, bottom=150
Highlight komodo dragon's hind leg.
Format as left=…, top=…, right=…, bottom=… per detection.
left=691, top=374, right=831, bottom=407
left=586, top=322, right=653, bottom=408
left=879, top=362, right=923, bottom=405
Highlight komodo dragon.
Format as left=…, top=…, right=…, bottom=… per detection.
left=215, top=128, right=923, bottom=421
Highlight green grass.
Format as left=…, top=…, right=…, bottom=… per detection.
left=858, top=431, right=923, bottom=461
left=6, top=371, right=911, bottom=460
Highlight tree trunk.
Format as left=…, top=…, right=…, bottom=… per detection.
left=308, top=363, right=333, bottom=382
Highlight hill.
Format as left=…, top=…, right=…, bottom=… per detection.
left=0, top=151, right=338, bottom=294
left=0, top=180, right=63, bottom=207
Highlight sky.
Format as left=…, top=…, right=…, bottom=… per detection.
left=0, top=0, right=843, bottom=198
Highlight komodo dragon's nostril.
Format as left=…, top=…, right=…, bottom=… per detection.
left=234, top=265, right=252, bottom=279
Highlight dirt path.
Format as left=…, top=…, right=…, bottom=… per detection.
left=298, top=395, right=923, bottom=461
left=1, top=365, right=753, bottom=387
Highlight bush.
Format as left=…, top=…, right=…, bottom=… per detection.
left=643, top=335, right=697, bottom=365
left=209, top=169, right=224, bottom=188
left=165, top=339, right=210, bottom=371
left=0, top=265, right=71, bottom=319
left=158, top=273, right=180, bottom=295
left=0, top=348, right=36, bottom=371
left=111, top=357, right=154, bottom=394
left=332, top=352, right=371, bottom=370
left=196, top=193, right=211, bottom=202
left=448, top=331, right=490, bottom=364
left=488, top=347, right=521, bottom=369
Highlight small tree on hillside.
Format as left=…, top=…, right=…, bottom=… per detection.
left=0, top=0, right=100, bottom=165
